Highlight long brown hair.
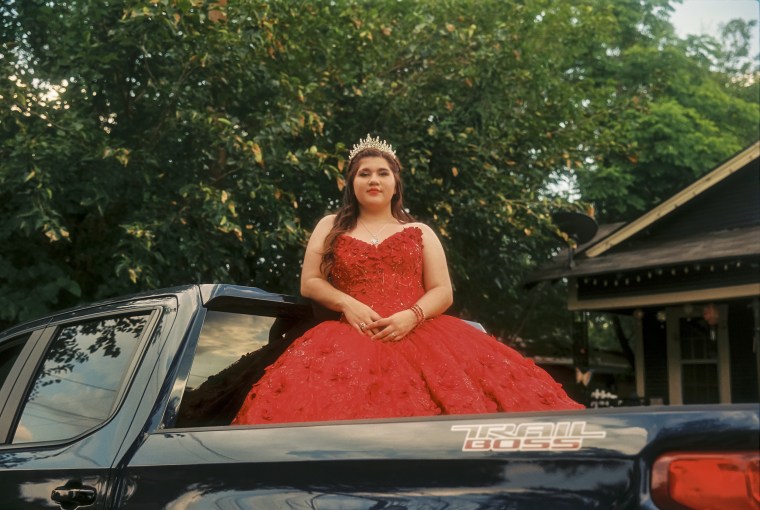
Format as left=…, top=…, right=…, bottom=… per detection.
left=320, top=148, right=415, bottom=277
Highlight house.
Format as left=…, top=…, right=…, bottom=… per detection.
left=528, top=141, right=760, bottom=405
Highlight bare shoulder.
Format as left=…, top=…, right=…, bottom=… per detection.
left=317, top=214, right=337, bottom=226
left=305, top=215, right=337, bottom=251
left=313, top=214, right=337, bottom=233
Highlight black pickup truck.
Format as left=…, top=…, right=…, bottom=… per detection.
left=0, top=284, right=757, bottom=509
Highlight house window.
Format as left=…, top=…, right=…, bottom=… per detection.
left=679, top=318, right=719, bottom=404
left=666, top=305, right=730, bottom=405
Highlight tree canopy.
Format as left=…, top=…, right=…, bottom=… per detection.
left=1, top=0, right=757, bottom=337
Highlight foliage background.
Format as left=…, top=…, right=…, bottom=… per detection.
left=1, top=0, right=758, bottom=345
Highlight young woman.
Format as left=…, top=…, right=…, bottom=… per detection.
left=233, top=135, right=582, bottom=424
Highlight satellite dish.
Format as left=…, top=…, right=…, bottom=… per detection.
left=552, top=211, right=598, bottom=245
left=551, top=211, right=599, bottom=269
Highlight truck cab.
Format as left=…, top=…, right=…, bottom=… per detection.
left=0, top=284, right=757, bottom=509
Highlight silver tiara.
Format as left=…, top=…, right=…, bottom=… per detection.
left=348, top=134, right=396, bottom=162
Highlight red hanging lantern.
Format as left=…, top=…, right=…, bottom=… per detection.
left=703, top=303, right=720, bottom=326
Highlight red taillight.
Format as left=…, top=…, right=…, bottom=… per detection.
left=652, top=452, right=760, bottom=510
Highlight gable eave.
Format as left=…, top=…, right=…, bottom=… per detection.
left=585, top=141, right=760, bottom=259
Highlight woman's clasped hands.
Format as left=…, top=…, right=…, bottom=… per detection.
left=342, top=298, right=383, bottom=336
left=366, top=309, right=419, bottom=342
left=342, top=297, right=417, bottom=342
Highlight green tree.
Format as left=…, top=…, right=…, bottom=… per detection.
left=575, top=9, right=759, bottom=222
left=1, top=0, right=756, bottom=346
left=0, top=0, right=605, bottom=332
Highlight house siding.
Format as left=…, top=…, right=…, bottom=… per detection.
left=621, top=163, right=759, bottom=246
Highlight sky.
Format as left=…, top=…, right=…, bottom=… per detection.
left=670, top=0, right=760, bottom=58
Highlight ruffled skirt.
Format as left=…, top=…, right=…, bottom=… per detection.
left=233, top=315, right=583, bottom=424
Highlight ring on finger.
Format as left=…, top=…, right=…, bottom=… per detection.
left=359, top=322, right=367, bottom=330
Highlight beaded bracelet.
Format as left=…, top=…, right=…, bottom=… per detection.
left=410, top=304, right=425, bottom=324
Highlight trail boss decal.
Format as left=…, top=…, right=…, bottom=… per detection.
left=451, top=422, right=606, bottom=452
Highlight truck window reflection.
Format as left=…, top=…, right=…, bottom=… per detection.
left=13, top=314, right=149, bottom=444
left=175, top=311, right=309, bottom=428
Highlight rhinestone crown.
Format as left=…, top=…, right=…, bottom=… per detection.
left=348, top=133, right=396, bottom=163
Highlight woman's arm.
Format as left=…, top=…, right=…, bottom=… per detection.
left=300, top=215, right=382, bottom=334
left=369, top=223, right=454, bottom=341
left=416, top=222, right=455, bottom=316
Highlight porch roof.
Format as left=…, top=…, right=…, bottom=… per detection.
left=526, top=225, right=760, bottom=283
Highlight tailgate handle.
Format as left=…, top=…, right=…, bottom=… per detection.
left=51, top=482, right=97, bottom=509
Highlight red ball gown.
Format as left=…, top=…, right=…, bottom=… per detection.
left=233, top=226, right=582, bottom=424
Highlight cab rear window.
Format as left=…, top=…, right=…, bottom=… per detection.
left=173, top=310, right=312, bottom=427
